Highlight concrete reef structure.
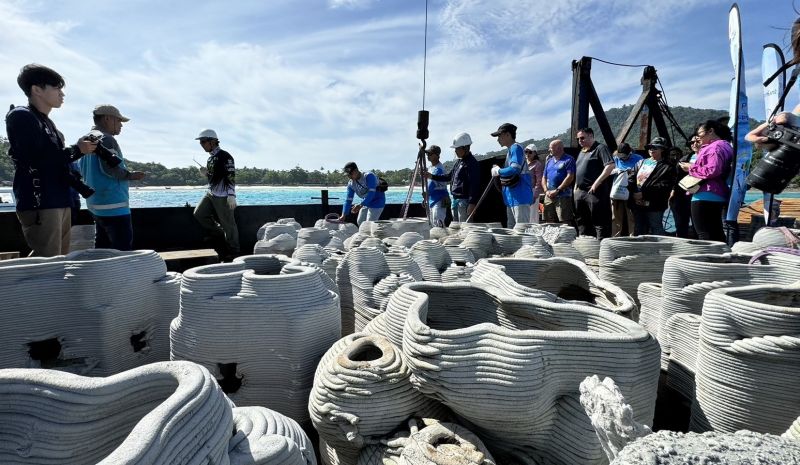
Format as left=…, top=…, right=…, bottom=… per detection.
left=364, top=278, right=660, bottom=464
left=579, top=375, right=800, bottom=465
left=599, top=236, right=730, bottom=307
left=309, top=333, right=441, bottom=465
left=691, top=283, right=800, bottom=434
left=0, top=361, right=316, bottom=465
left=171, top=254, right=341, bottom=423
left=0, top=249, right=180, bottom=376
left=357, top=418, right=496, bottom=465
left=479, top=257, right=636, bottom=318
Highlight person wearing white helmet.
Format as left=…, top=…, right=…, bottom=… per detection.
left=425, top=131, right=481, bottom=222
left=193, top=129, right=239, bottom=257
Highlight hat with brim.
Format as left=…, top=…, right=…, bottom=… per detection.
left=645, top=136, right=668, bottom=150
left=491, top=123, right=517, bottom=137
left=93, top=104, right=130, bottom=122
left=425, top=145, right=441, bottom=156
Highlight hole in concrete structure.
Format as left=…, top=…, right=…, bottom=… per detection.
left=216, top=363, right=243, bottom=394
left=130, top=331, right=148, bottom=353
left=28, top=338, right=62, bottom=365
left=432, top=436, right=461, bottom=448
left=557, top=284, right=596, bottom=303
left=350, top=344, right=383, bottom=362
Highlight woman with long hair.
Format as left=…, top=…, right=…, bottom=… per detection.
left=682, top=120, right=733, bottom=241
left=670, top=138, right=700, bottom=238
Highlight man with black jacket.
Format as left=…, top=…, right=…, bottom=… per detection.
left=193, top=129, right=239, bottom=257
left=427, top=132, right=481, bottom=223
left=6, top=64, right=98, bottom=256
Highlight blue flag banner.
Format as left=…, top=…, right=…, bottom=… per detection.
left=725, top=3, right=753, bottom=229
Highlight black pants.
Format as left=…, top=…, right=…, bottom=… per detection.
left=690, top=200, right=725, bottom=242
left=670, top=196, right=694, bottom=239
left=574, top=188, right=611, bottom=239
left=94, top=214, right=134, bottom=250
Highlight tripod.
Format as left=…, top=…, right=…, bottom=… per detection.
left=401, top=145, right=431, bottom=223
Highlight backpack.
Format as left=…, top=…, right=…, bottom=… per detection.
left=377, top=177, right=389, bottom=192
left=610, top=171, right=629, bottom=200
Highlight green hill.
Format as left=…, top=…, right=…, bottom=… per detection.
left=478, top=105, right=757, bottom=162
left=0, top=105, right=766, bottom=186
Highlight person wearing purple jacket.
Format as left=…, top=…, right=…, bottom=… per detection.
left=681, top=120, right=733, bottom=242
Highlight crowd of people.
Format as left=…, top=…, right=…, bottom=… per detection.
left=5, top=63, right=240, bottom=258
left=340, top=120, right=736, bottom=242
left=5, top=60, right=786, bottom=258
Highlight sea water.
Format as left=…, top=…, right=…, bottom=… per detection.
left=123, top=186, right=423, bottom=208
left=120, top=186, right=800, bottom=209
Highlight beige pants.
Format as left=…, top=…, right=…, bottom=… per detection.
left=543, top=195, right=574, bottom=223
left=611, top=199, right=635, bottom=237
left=17, top=207, right=71, bottom=257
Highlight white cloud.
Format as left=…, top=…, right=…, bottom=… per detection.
left=328, top=0, right=378, bottom=10
left=0, top=0, right=776, bottom=173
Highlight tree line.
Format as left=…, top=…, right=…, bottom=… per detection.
left=0, top=104, right=793, bottom=188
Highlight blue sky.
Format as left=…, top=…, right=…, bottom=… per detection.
left=0, top=0, right=795, bottom=171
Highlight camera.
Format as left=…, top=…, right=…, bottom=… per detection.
left=80, top=130, right=123, bottom=168
left=66, top=167, right=95, bottom=199
left=746, top=119, right=800, bottom=194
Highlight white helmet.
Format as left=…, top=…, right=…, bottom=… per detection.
left=450, top=132, right=472, bottom=148
left=195, top=129, right=218, bottom=140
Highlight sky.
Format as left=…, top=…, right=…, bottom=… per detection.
left=0, top=0, right=797, bottom=172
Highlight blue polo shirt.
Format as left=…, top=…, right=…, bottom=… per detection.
left=544, top=155, right=576, bottom=198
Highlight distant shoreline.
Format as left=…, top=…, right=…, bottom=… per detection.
left=134, top=185, right=416, bottom=191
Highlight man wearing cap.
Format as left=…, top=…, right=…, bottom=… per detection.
left=574, top=127, right=614, bottom=239
left=6, top=63, right=99, bottom=256
left=630, top=136, right=675, bottom=236
left=193, top=129, right=239, bottom=257
left=541, top=139, right=576, bottom=224
left=524, top=144, right=544, bottom=223
left=425, top=145, right=449, bottom=226
left=426, top=132, right=481, bottom=223
left=78, top=105, right=145, bottom=250
left=340, top=162, right=386, bottom=225
left=491, top=123, right=532, bottom=228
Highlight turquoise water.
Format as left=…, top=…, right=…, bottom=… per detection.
left=120, top=186, right=800, bottom=209
left=123, top=186, right=424, bottom=208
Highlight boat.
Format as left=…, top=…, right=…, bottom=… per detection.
left=0, top=188, right=15, bottom=213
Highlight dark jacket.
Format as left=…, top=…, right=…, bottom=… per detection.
left=673, top=152, right=694, bottom=200
left=5, top=105, right=81, bottom=211
left=631, top=158, right=676, bottom=211
left=206, top=148, right=236, bottom=192
left=431, top=152, right=481, bottom=204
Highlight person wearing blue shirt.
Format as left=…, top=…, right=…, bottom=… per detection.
left=490, top=123, right=533, bottom=229
left=541, top=139, right=576, bottom=224
left=79, top=105, right=146, bottom=250
left=340, top=162, right=386, bottom=225
left=610, top=142, right=642, bottom=236
left=425, top=145, right=449, bottom=227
